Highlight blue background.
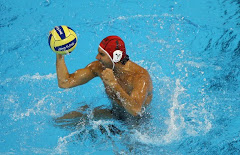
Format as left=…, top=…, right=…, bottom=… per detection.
left=0, top=0, right=239, bottom=154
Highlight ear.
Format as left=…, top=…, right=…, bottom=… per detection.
left=112, top=50, right=123, bottom=63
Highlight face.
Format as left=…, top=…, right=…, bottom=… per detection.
left=96, top=47, right=113, bottom=68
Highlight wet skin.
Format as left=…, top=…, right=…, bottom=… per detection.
left=56, top=47, right=153, bottom=119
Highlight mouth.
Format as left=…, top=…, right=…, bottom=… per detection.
left=98, top=60, right=103, bottom=64
left=98, top=60, right=105, bottom=67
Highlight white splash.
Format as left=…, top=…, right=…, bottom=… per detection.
left=176, top=61, right=222, bottom=70
left=163, top=79, right=186, bottom=143
left=131, top=79, right=187, bottom=146
left=12, top=95, right=59, bottom=120
left=132, top=130, right=164, bottom=145
left=91, top=120, right=114, bottom=129
left=100, top=13, right=176, bottom=26
left=20, top=73, right=56, bottom=81
left=115, top=14, right=158, bottom=22
left=54, top=130, right=83, bottom=154
left=0, top=73, right=56, bottom=85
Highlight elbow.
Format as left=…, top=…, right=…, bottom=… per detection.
left=130, top=107, right=142, bottom=117
left=131, top=112, right=138, bottom=117
left=57, top=77, right=73, bottom=89
left=58, top=84, right=66, bottom=89
left=58, top=83, right=66, bottom=89
left=126, top=100, right=143, bottom=117
left=58, top=82, right=70, bottom=89
left=130, top=111, right=140, bottom=117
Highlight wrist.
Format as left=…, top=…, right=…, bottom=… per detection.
left=57, top=54, right=64, bottom=59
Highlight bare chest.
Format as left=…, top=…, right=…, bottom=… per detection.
left=104, top=76, right=133, bottom=99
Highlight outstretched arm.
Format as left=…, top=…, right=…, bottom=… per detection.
left=56, top=54, right=99, bottom=88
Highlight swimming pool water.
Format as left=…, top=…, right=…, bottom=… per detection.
left=0, top=0, right=240, bottom=154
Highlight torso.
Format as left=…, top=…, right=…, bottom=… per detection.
left=104, top=72, right=133, bottom=98
left=92, top=60, right=153, bottom=115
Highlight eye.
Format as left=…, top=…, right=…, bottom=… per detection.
left=100, top=52, right=104, bottom=56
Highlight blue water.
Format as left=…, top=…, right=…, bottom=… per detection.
left=1, top=0, right=240, bottom=154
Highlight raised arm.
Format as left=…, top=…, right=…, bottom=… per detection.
left=56, top=54, right=100, bottom=88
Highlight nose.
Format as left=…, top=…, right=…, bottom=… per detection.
left=96, top=53, right=100, bottom=60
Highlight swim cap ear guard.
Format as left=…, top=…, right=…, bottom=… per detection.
left=112, top=50, right=123, bottom=63
left=99, top=36, right=126, bottom=69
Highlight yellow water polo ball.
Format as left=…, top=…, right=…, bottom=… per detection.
left=48, top=25, right=77, bottom=55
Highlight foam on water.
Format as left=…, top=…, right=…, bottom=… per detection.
left=11, top=95, right=59, bottom=121
left=163, top=79, right=186, bottom=143
left=131, top=79, right=213, bottom=146
left=20, top=73, right=56, bottom=81
left=0, top=73, right=56, bottom=86
left=54, top=130, right=84, bottom=154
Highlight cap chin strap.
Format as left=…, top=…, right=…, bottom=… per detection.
left=99, top=46, right=123, bottom=70
left=99, top=46, right=115, bottom=69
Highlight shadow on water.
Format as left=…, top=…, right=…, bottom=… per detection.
left=52, top=102, right=155, bottom=154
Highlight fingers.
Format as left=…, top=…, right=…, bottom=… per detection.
left=102, top=68, right=112, bottom=77
left=101, top=68, right=116, bottom=86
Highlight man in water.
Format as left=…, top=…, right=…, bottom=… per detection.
left=56, top=36, right=153, bottom=120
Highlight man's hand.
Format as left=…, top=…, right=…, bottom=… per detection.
left=102, top=68, right=118, bottom=88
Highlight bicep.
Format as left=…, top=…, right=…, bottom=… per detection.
left=69, top=67, right=96, bottom=86
left=130, top=77, right=149, bottom=107
left=65, top=62, right=100, bottom=88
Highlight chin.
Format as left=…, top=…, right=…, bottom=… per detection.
left=99, top=62, right=107, bottom=69
left=103, top=63, right=111, bottom=69
left=99, top=61, right=105, bottom=66
left=99, top=61, right=112, bottom=69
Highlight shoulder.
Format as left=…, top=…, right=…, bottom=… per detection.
left=129, top=61, right=150, bottom=79
left=133, top=72, right=151, bottom=86
left=86, top=61, right=104, bottom=76
left=130, top=61, right=152, bottom=89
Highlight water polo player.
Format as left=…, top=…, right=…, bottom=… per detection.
left=56, top=35, right=153, bottom=119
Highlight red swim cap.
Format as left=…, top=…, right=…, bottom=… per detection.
left=99, top=36, right=126, bottom=63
